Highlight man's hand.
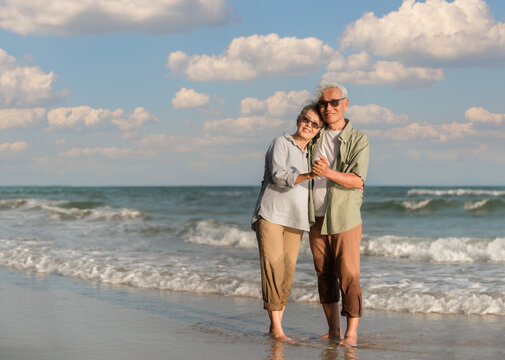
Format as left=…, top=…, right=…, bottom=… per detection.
left=312, top=155, right=330, bottom=178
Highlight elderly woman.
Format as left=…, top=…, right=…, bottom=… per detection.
left=251, top=102, right=324, bottom=341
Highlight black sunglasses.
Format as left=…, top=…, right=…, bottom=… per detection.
left=300, top=117, right=322, bottom=129
left=317, top=98, right=346, bottom=108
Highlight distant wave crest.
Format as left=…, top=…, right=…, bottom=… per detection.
left=364, top=292, right=505, bottom=315
left=361, top=235, right=505, bottom=263
left=0, top=198, right=145, bottom=221
left=182, top=220, right=257, bottom=249
left=408, top=188, right=505, bottom=196
left=365, top=198, right=456, bottom=212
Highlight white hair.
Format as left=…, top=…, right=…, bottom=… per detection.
left=315, top=81, right=348, bottom=100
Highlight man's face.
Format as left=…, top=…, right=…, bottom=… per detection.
left=319, top=88, right=348, bottom=126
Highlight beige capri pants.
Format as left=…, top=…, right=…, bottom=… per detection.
left=255, top=217, right=303, bottom=311
left=309, top=217, right=362, bottom=318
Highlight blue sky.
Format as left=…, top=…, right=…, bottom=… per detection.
left=1, top=0, right=505, bottom=186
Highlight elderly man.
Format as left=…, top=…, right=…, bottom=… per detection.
left=309, top=82, right=370, bottom=346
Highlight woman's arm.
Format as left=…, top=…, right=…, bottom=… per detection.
left=294, top=172, right=316, bottom=185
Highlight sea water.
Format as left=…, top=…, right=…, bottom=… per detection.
left=0, top=186, right=504, bottom=316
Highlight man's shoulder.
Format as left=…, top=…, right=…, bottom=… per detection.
left=346, top=121, right=369, bottom=145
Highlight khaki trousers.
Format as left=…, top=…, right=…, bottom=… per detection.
left=309, top=217, right=362, bottom=317
left=256, top=217, right=303, bottom=311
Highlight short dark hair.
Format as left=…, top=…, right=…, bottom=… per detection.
left=296, top=101, right=322, bottom=125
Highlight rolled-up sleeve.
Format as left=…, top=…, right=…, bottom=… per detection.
left=267, top=137, right=299, bottom=188
left=348, top=136, right=369, bottom=183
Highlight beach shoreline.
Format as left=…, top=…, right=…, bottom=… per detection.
left=1, top=267, right=504, bottom=360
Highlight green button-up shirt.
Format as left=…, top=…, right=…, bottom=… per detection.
left=308, top=119, right=370, bottom=235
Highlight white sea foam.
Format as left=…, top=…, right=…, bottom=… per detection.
left=408, top=188, right=505, bottom=196
left=0, top=198, right=145, bottom=221
left=362, top=235, right=505, bottom=263
left=1, top=238, right=504, bottom=316
left=401, top=199, right=433, bottom=210
left=463, top=199, right=492, bottom=211
left=0, top=198, right=27, bottom=209
left=0, top=239, right=261, bottom=298
left=363, top=292, right=505, bottom=315
left=182, top=220, right=258, bottom=249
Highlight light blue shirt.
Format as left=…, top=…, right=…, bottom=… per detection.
left=251, top=133, right=310, bottom=232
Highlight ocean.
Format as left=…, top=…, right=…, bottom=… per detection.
left=1, top=185, right=504, bottom=316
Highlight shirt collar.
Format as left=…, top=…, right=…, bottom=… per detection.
left=338, top=119, right=353, bottom=143
left=283, top=132, right=308, bottom=153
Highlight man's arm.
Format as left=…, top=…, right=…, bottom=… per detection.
left=312, top=155, right=363, bottom=189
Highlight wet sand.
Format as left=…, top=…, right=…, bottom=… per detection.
left=0, top=267, right=504, bottom=360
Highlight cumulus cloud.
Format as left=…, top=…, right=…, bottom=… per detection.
left=365, top=122, right=475, bottom=142
left=323, top=61, right=444, bottom=88
left=58, top=147, right=135, bottom=158
left=362, top=105, right=505, bottom=143
left=0, top=48, right=67, bottom=106
left=341, top=0, right=505, bottom=66
left=0, top=108, right=46, bottom=130
left=202, top=116, right=288, bottom=136
left=0, top=141, right=28, bottom=153
left=47, top=106, right=157, bottom=131
left=172, top=88, right=210, bottom=109
left=168, top=33, right=335, bottom=81
left=111, top=107, right=158, bottom=132
left=465, top=107, right=505, bottom=124
left=0, top=0, right=236, bottom=35
left=241, top=90, right=312, bottom=117
left=346, top=104, right=409, bottom=127
left=136, top=133, right=241, bottom=153
left=327, top=51, right=372, bottom=72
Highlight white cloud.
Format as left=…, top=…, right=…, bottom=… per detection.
left=54, top=139, right=66, bottom=145
left=172, top=88, right=210, bottom=109
left=0, top=108, right=46, bottom=129
left=365, top=122, right=474, bottom=142
left=323, top=61, right=444, bottom=88
left=202, top=116, right=289, bottom=136
left=47, top=106, right=121, bottom=129
left=0, top=0, right=235, bottom=35
left=168, top=33, right=335, bottom=81
left=59, top=147, right=135, bottom=158
left=327, top=51, right=372, bottom=71
left=240, top=90, right=312, bottom=117
left=341, top=0, right=505, bottom=66
left=0, top=141, right=28, bottom=153
left=136, top=133, right=243, bottom=153
left=346, top=104, right=409, bottom=127
left=47, top=106, right=157, bottom=132
left=0, top=48, right=66, bottom=106
left=465, top=107, right=505, bottom=124
left=111, top=107, right=158, bottom=131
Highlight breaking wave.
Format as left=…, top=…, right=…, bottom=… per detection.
left=361, top=235, right=505, bottom=263
left=408, top=188, right=505, bottom=196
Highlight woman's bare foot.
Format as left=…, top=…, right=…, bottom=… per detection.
left=270, top=330, right=293, bottom=342
left=339, top=334, right=357, bottom=347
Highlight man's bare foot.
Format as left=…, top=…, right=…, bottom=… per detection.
left=319, top=328, right=342, bottom=340
left=339, top=334, right=357, bottom=347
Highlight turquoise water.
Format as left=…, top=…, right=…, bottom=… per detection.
left=0, top=186, right=504, bottom=315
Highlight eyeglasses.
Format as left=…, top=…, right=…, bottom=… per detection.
left=300, top=117, right=322, bottom=129
left=317, top=98, right=346, bottom=108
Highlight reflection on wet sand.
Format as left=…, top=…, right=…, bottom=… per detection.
left=266, top=339, right=359, bottom=360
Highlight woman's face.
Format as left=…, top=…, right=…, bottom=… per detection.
left=295, top=109, right=323, bottom=141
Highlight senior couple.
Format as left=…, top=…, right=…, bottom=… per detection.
left=251, top=81, right=370, bottom=346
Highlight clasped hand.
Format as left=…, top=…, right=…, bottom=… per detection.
left=311, top=155, right=329, bottom=178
